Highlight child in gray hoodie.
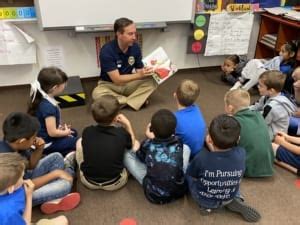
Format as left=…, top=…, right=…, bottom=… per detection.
left=250, top=70, right=297, bottom=140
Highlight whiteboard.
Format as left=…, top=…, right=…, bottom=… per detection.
left=34, top=0, right=194, bottom=29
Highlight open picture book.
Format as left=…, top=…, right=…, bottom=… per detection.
left=142, top=46, right=178, bottom=85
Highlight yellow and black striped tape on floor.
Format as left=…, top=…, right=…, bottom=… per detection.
left=55, top=93, right=85, bottom=108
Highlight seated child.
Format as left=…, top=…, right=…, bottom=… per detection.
left=0, top=112, right=80, bottom=214
left=221, top=55, right=247, bottom=86
left=0, top=153, right=68, bottom=225
left=76, top=95, right=138, bottom=191
left=124, top=109, right=187, bottom=204
left=249, top=70, right=297, bottom=140
left=27, top=67, right=78, bottom=156
left=186, top=114, right=261, bottom=222
left=273, top=131, right=300, bottom=176
left=174, top=79, right=206, bottom=159
left=231, top=41, right=298, bottom=91
left=288, top=67, right=300, bottom=136
left=225, top=89, right=274, bottom=177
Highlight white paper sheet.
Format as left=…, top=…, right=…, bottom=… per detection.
left=43, top=46, right=65, bottom=69
left=204, top=12, right=254, bottom=56
left=0, top=21, right=36, bottom=65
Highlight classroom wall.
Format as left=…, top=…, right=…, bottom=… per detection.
left=0, top=15, right=260, bottom=87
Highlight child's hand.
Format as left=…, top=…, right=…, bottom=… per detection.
left=274, top=134, right=285, bottom=145
left=55, top=170, right=73, bottom=183
left=23, top=179, right=35, bottom=196
left=277, top=131, right=288, bottom=139
left=132, top=140, right=140, bottom=152
left=33, top=137, right=45, bottom=150
left=116, top=114, right=131, bottom=127
left=61, top=124, right=74, bottom=136
left=145, top=123, right=155, bottom=139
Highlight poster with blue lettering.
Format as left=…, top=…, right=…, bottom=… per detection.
left=234, top=0, right=281, bottom=8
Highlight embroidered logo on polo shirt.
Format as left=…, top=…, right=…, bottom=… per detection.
left=128, top=56, right=135, bottom=66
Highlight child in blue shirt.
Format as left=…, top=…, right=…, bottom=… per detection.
left=186, top=114, right=261, bottom=222
left=231, top=41, right=298, bottom=91
left=0, top=153, right=68, bottom=225
left=174, top=79, right=206, bottom=159
left=0, top=112, right=80, bottom=215
left=27, top=67, right=78, bottom=156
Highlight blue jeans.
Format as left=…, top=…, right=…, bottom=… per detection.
left=124, top=145, right=191, bottom=185
left=186, top=176, right=242, bottom=209
left=24, top=152, right=73, bottom=206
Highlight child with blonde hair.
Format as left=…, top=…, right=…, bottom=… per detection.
left=174, top=79, right=206, bottom=159
left=225, top=89, right=274, bottom=177
left=0, top=153, right=69, bottom=225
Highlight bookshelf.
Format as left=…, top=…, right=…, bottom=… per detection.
left=255, top=13, right=300, bottom=64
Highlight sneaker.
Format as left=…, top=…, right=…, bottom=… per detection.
left=225, top=198, right=261, bottom=222
left=40, top=192, right=80, bottom=214
left=199, top=207, right=212, bottom=216
left=64, top=151, right=76, bottom=170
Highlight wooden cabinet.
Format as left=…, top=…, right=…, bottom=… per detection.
left=255, top=13, right=300, bottom=64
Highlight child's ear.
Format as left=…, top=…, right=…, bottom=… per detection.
left=173, top=92, right=177, bottom=99
left=290, top=51, right=295, bottom=58
left=7, top=185, right=15, bottom=194
left=228, top=104, right=235, bottom=114
left=207, top=134, right=213, bottom=144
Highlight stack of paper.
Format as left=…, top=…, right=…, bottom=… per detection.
left=284, top=10, right=300, bottom=21
left=264, top=7, right=291, bottom=15
left=260, top=34, right=277, bottom=49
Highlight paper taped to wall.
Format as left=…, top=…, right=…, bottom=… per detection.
left=0, top=21, right=36, bottom=65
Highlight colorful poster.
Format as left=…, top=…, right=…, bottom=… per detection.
left=187, top=14, right=210, bottom=54
left=234, top=0, right=281, bottom=8
left=195, top=0, right=223, bottom=13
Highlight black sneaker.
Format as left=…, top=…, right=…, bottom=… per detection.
left=225, top=198, right=261, bottom=222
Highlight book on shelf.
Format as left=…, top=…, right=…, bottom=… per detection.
left=263, top=34, right=277, bottom=42
left=261, top=37, right=276, bottom=46
left=260, top=39, right=276, bottom=49
left=142, top=47, right=177, bottom=85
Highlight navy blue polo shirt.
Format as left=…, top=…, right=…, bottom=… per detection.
left=100, top=40, right=144, bottom=82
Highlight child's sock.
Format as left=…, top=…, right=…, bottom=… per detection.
left=225, top=198, right=261, bottom=222
left=64, top=151, right=76, bottom=170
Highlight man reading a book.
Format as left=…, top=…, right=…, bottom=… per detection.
left=92, top=17, right=158, bottom=111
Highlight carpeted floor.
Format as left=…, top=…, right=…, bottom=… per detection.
left=0, top=67, right=299, bottom=225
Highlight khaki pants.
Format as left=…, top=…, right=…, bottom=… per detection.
left=76, top=140, right=128, bottom=191
left=92, top=77, right=157, bottom=111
